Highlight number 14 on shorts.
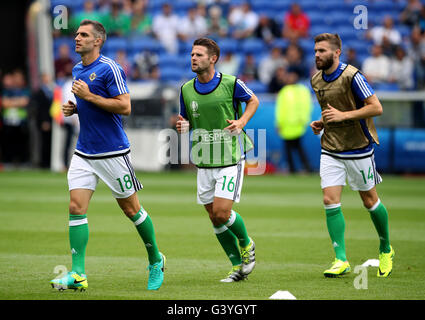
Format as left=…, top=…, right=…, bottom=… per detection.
left=360, top=167, right=373, bottom=184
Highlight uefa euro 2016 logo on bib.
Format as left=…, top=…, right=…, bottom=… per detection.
left=191, top=100, right=200, bottom=118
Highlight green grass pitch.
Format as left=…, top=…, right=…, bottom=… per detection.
left=0, top=170, right=424, bottom=300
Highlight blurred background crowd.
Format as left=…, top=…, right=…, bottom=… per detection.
left=1, top=0, right=425, bottom=172
left=49, top=0, right=425, bottom=92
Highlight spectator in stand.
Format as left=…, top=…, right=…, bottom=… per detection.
left=258, top=46, right=287, bottom=86
left=216, top=52, right=240, bottom=75
left=282, top=3, right=310, bottom=40
left=122, top=0, right=134, bottom=15
left=255, top=14, right=280, bottom=45
left=132, top=51, right=160, bottom=81
left=130, top=0, right=153, bottom=36
left=30, top=73, right=53, bottom=168
left=206, top=5, right=228, bottom=39
left=400, top=0, right=423, bottom=28
left=389, top=45, right=414, bottom=90
left=268, top=66, right=287, bottom=93
left=346, top=47, right=362, bottom=70
left=284, top=43, right=308, bottom=79
left=228, top=2, right=259, bottom=39
left=97, top=0, right=112, bottom=14
left=239, top=53, right=258, bottom=82
left=54, top=43, right=74, bottom=81
left=362, top=44, right=391, bottom=85
left=102, top=0, right=131, bottom=36
left=115, top=50, right=131, bottom=78
left=179, top=6, right=208, bottom=42
left=1, top=70, right=31, bottom=166
left=367, top=16, right=402, bottom=47
left=417, top=6, right=425, bottom=33
left=70, top=1, right=104, bottom=32
left=407, top=27, right=425, bottom=89
left=152, top=3, right=180, bottom=54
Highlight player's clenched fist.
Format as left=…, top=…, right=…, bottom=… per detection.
left=72, top=79, right=91, bottom=100
left=176, top=114, right=190, bottom=133
left=310, top=119, right=324, bottom=135
left=62, top=100, right=77, bottom=117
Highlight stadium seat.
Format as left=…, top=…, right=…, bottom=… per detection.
left=158, top=53, right=181, bottom=69
left=374, top=82, right=400, bottom=91
left=246, top=80, right=268, bottom=94
left=271, top=38, right=289, bottom=51
left=128, top=36, right=163, bottom=54
left=217, top=38, right=239, bottom=53
left=160, top=66, right=184, bottom=82
left=241, top=39, right=266, bottom=55
left=50, top=0, right=85, bottom=12
left=103, top=37, right=128, bottom=54
left=179, top=40, right=193, bottom=55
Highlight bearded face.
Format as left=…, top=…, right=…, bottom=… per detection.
left=314, top=41, right=339, bottom=72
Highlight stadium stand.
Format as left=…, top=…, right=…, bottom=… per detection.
left=51, top=0, right=423, bottom=92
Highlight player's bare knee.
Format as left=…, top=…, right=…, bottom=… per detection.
left=122, top=207, right=139, bottom=219
left=211, top=208, right=231, bottom=225
left=69, top=201, right=85, bottom=215
left=323, top=195, right=338, bottom=206
left=363, top=198, right=377, bottom=210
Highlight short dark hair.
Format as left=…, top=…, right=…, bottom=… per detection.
left=79, top=19, right=107, bottom=48
left=314, top=33, right=342, bottom=50
left=193, top=38, right=220, bottom=63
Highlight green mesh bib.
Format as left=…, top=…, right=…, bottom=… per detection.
left=181, top=73, right=254, bottom=168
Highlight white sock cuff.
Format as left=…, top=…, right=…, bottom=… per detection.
left=368, top=199, right=381, bottom=212
left=225, top=210, right=237, bottom=227
left=69, top=218, right=88, bottom=227
left=324, top=203, right=341, bottom=210
left=213, top=225, right=228, bottom=234
left=133, top=208, right=148, bottom=226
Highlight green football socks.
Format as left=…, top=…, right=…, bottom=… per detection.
left=213, top=225, right=242, bottom=266
left=368, top=199, right=391, bottom=254
left=224, top=210, right=251, bottom=248
left=130, top=207, right=162, bottom=264
left=325, top=204, right=347, bottom=262
left=69, top=214, right=89, bottom=275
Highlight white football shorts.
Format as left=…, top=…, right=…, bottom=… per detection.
left=320, top=153, right=382, bottom=191
left=197, top=160, right=245, bottom=205
left=68, top=152, right=143, bottom=198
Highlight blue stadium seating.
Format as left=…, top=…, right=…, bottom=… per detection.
left=128, top=36, right=163, bottom=54
left=374, top=83, right=401, bottom=91
left=217, top=38, right=239, bottom=53
left=103, top=37, right=128, bottom=55
left=271, top=38, right=289, bottom=51
left=246, top=80, right=268, bottom=94
left=160, top=66, right=184, bottom=82
left=158, top=53, right=182, bottom=69
left=51, top=0, right=414, bottom=87
left=241, top=39, right=267, bottom=54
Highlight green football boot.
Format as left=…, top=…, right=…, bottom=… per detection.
left=50, top=271, right=88, bottom=291
left=147, top=252, right=166, bottom=290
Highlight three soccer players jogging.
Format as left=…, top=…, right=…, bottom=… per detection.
left=177, top=38, right=259, bottom=282
left=50, top=20, right=165, bottom=291
left=310, top=33, right=394, bottom=278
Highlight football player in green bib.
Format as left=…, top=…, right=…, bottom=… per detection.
left=176, top=38, right=259, bottom=282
